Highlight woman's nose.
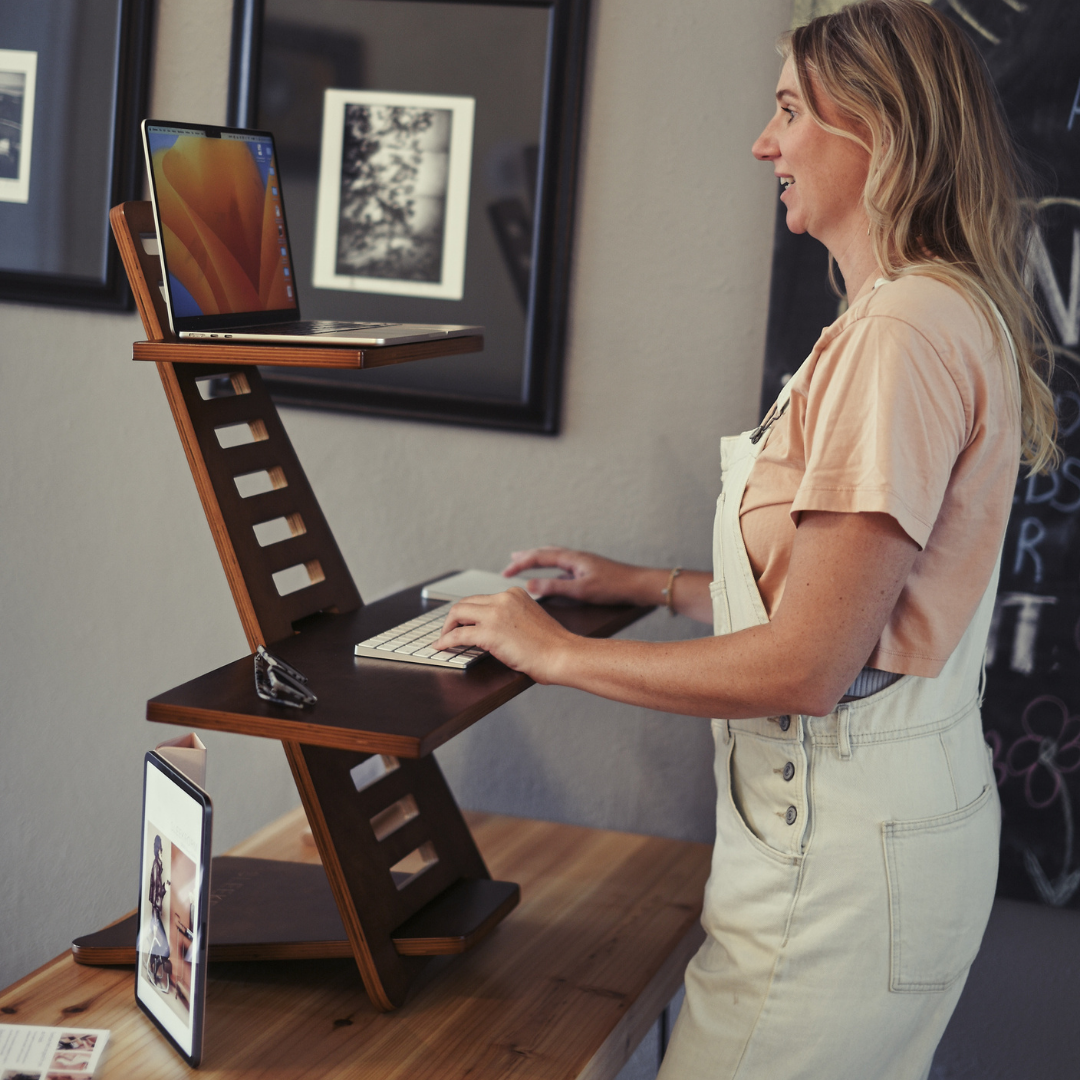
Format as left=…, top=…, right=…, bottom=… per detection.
left=752, top=119, right=778, bottom=161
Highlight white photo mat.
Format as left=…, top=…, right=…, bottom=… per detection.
left=313, top=89, right=475, bottom=300
left=0, top=49, right=37, bottom=205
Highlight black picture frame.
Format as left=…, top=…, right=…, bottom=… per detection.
left=0, top=0, right=153, bottom=311
left=228, top=0, right=591, bottom=433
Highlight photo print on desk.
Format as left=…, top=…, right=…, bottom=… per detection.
left=0, top=50, right=36, bottom=203
left=313, top=90, right=474, bottom=301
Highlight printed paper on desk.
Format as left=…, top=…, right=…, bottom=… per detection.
left=0, top=1023, right=110, bottom=1078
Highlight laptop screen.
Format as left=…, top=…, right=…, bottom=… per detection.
left=143, top=122, right=299, bottom=331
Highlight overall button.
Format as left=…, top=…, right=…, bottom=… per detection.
left=784, top=805, right=798, bottom=826
left=778, top=716, right=791, bottom=732
left=782, top=761, right=795, bottom=782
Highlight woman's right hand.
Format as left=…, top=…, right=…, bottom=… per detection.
left=503, top=547, right=657, bottom=607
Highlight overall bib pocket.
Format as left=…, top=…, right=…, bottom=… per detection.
left=883, top=782, right=999, bottom=992
left=725, top=732, right=804, bottom=865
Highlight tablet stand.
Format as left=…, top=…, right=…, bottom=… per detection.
left=96, top=203, right=650, bottom=1010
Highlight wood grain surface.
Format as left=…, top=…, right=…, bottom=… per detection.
left=109, top=202, right=171, bottom=341
left=6, top=809, right=711, bottom=1080
left=153, top=359, right=362, bottom=649
left=132, top=335, right=484, bottom=369
left=147, top=586, right=652, bottom=758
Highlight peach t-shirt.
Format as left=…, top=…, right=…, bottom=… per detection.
left=740, top=274, right=1020, bottom=677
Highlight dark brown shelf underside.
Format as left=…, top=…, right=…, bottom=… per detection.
left=147, top=583, right=652, bottom=758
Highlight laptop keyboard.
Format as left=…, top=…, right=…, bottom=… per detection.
left=259, top=320, right=395, bottom=335
left=354, top=604, right=487, bottom=669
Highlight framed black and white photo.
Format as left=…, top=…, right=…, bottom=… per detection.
left=0, top=49, right=37, bottom=204
left=0, top=0, right=151, bottom=310
left=230, top=0, right=591, bottom=433
left=314, top=90, right=475, bottom=301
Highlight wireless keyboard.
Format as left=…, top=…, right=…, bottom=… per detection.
left=354, top=604, right=487, bottom=669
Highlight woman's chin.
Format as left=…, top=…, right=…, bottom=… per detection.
left=783, top=210, right=808, bottom=235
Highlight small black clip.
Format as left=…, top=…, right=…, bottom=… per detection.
left=254, top=644, right=317, bottom=708
left=749, top=398, right=788, bottom=444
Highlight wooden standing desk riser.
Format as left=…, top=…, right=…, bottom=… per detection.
left=10, top=808, right=710, bottom=1080
left=106, top=202, right=654, bottom=1013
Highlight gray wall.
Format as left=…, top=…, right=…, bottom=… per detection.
left=0, top=0, right=789, bottom=990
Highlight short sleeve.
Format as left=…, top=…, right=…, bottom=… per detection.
left=789, top=313, right=970, bottom=549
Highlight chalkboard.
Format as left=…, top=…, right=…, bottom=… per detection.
left=760, top=0, right=1080, bottom=908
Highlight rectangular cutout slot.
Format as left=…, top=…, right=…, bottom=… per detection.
left=216, top=419, right=268, bottom=448
left=234, top=466, right=287, bottom=499
left=390, top=842, right=438, bottom=890
left=350, top=754, right=400, bottom=794
left=140, top=232, right=159, bottom=256
left=271, top=559, right=324, bottom=597
left=253, top=513, right=306, bottom=548
left=195, top=372, right=251, bottom=401
left=370, top=795, right=420, bottom=843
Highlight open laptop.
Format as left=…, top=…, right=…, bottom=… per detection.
left=141, top=120, right=481, bottom=346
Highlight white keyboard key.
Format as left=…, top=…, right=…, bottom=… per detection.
left=354, top=602, right=487, bottom=668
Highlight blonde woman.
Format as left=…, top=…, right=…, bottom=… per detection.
left=436, top=1, right=1057, bottom=1075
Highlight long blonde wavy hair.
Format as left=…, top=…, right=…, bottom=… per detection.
left=786, top=0, right=1059, bottom=473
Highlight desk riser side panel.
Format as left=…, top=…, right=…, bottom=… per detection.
left=157, top=361, right=361, bottom=648
left=284, top=742, right=493, bottom=1010
left=110, top=202, right=171, bottom=341
left=173, top=364, right=360, bottom=630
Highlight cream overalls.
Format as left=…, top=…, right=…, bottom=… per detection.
left=658, top=376, right=1002, bottom=1080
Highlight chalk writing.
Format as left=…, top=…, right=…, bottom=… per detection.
left=1013, top=517, right=1046, bottom=583
left=1026, top=226, right=1080, bottom=345
left=1007, top=696, right=1080, bottom=905
left=986, top=593, right=1057, bottom=675
left=1022, top=458, right=1080, bottom=514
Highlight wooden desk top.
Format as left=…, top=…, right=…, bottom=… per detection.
left=1, top=809, right=710, bottom=1080
left=147, top=586, right=652, bottom=758
left=132, top=335, right=484, bottom=370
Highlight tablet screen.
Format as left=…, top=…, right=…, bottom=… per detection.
left=135, top=751, right=212, bottom=1066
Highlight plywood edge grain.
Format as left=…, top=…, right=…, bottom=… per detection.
left=282, top=741, right=396, bottom=1012
left=145, top=700, right=425, bottom=758
left=391, top=879, right=520, bottom=956
left=413, top=673, right=533, bottom=757
left=132, top=336, right=483, bottom=369
left=154, top=360, right=265, bottom=651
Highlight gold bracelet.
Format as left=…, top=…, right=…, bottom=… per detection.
left=661, top=566, right=682, bottom=615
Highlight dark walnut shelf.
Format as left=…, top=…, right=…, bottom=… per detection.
left=147, top=581, right=653, bottom=759
left=132, top=334, right=484, bottom=370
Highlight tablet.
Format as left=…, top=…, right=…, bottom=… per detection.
left=135, top=750, right=212, bottom=1067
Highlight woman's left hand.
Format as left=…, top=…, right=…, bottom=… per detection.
left=434, top=588, right=574, bottom=683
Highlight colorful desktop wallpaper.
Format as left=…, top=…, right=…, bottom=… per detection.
left=147, top=131, right=296, bottom=318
